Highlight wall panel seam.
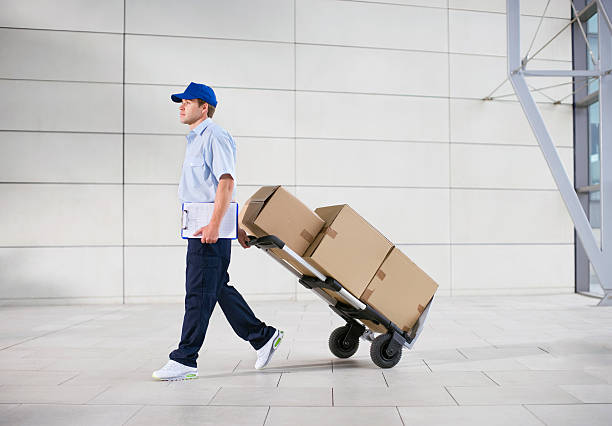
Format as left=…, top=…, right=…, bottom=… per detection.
left=0, top=78, right=574, bottom=106
left=122, top=0, right=127, bottom=305
left=337, top=0, right=571, bottom=20
left=447, top=0, right=453, bottom=297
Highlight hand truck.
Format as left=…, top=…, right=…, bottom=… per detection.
left=247, top=235, right=434, bottom=369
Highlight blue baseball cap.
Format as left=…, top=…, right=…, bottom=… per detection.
left=171, top=82, right=217, bottom=107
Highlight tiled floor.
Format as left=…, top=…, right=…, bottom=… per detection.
left=1, top=294, right=612, bottom=425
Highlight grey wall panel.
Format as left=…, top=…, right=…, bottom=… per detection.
left=361, top=0, right=447, bottom=7
left=296, top=139, right=449, bottom=187
left=124, top=246, right=185, bottom=297
left=0, top=247, right=123, bottom=299
left=296, top=186, right=450, bottom=244
left=452, top=244, right=574, bottom=294
left=451, top=189, right=574, bottom=244
left=296, top=0, right=447, bottom=51
left=0, top=184, right=123, bottom=246
left=451, top=144, right=574, bottom=189
left=450, top=99, right=573, bottom=147
left=125, top=0, right=294, bottom=42
left=125, top=84, right=295, bottom=137
left=125, top=35, right=293, bottom=89
left=0, top=0, right=124, bottom=32
left=124, top=135, right=184, bottom=184
left=0, top=29, right=123, bottom=82
left=296, top=44, right=448, bottom=97
left=235, top=138, right=295, bottom=186
left=449, top=0, right=571, bottom=19
left=450, top=54, right=572, bottom=103
left=124, top=185, right=183, bottom=246
left=296, top=91, right=449, bottom=141
left=0, top=80, right=122, bottom=132
left=449, top=10, right=571, bottom=60
left=0, top=132, right=122, bottom=183
left=125, top=84, right=186, bottom=134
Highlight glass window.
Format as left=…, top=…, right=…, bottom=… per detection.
left=586, top=14, right=599, bottom=93
left=587, top=100, right=601, bottom=292
left=588, top=102, right=600, bottom=186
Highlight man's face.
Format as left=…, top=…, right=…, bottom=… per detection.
left=179, top=99, right=204, bottom=125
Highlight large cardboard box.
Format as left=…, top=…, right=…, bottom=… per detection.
left=362, top=247, right=438, bottom=332
left=303, top=204, right=393, bottom=299
left=239, top=186, right=325, bottom=257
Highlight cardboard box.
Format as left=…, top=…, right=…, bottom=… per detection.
left=239, top=186, right=325, bottom=257
left=362, top=247, right=438, bottom=332
left=303, top=204, right=393, bottom=298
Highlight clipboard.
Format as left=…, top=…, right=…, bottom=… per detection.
left=181, top=202, right=238, bottom=239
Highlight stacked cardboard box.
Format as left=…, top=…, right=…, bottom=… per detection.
left=239, top=186, right=325, bottom=275
left=239, top=186, right=438, bottom=332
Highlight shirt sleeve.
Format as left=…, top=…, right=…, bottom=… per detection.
left=209, top=130, right=236, bottom=182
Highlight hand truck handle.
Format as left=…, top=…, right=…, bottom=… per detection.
left=245, top=235, right=285, bottom=249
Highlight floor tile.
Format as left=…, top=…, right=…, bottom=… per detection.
left=0, top=404, right=20, bottom=414
left=457, top=345, right=546, bottom=360
left=195, top=370, right=282, bottom=387
left=584, top=367, right=612, bottom=384
left=266, top=406, right=404, bottom=426
left=210, top=386, right=332, bottom=406
left=426, top=358, right=530, bottom=372
left=383, top=370, right=496, bottom=387
left=0, top=385, right=109, bottom=404
left=278, top=369, right=387, bottom=388
left=88, top=381, right=218, bottom=406
left=125, top=405, right=269, bottom=426
left=526, top=404, right=612, bottom=426
left=333, top=385, right=456, bottom=406
left=1, top=404, right=140, bottom=426
left=0, top=370, right=78, bottom=386
left=485, top=370, right=606, bottom=386
left=560, top=384, right=612, bottom=403
left=447, top=385, right=581, bottom=405
left=397, top=405, right=543, bottom=425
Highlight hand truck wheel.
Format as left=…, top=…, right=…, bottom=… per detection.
left=370, top=333, right=402, bottom=368
left=328, top=325, right=360, bottom=359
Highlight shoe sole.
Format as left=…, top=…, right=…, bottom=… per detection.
left=257, top=330, right=284, bottom=370
left=152, top=372, right=198, bottom=381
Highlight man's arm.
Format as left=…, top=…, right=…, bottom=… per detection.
left=193, top=174, right=233, bottom=244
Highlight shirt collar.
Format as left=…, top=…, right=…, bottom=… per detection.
left=191, top=118, right=211, bottom=136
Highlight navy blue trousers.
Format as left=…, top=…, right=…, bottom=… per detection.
left=169, top=238, right=275, bottom=368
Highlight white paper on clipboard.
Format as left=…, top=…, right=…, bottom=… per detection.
left=181, top=202, right=238, bottom=239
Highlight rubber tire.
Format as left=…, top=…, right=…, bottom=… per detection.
left=370, top=333, right=402, bottom=369
left=328, top=326, right=360, bottom=359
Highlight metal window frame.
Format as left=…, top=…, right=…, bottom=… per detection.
left=507, top=0, right=612, bottom=304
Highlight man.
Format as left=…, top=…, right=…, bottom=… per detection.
left=153, top=82, right=284, bottom=381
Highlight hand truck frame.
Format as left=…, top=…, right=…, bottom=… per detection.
left=247, top=235, right=434, bottom=368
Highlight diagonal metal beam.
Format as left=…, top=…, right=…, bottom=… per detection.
left=506, top=0, right=612, bottom=304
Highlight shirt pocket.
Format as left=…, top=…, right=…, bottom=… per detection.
left=189, top=158, right=205, bottom=167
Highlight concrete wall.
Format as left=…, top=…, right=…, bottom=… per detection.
left=0, top=0, right=575, bottom=304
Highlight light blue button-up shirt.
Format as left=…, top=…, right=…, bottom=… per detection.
left=178, top=118, right=237, bottom=204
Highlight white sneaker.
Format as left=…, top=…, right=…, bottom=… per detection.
left=255, top=330, right=284, bottom=370
left=152, top=360, right=198, bottom=381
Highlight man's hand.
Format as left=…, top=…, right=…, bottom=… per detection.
left=238, top=227, right=251, bottom=249
left=193, top=224, right=219, bottom=244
